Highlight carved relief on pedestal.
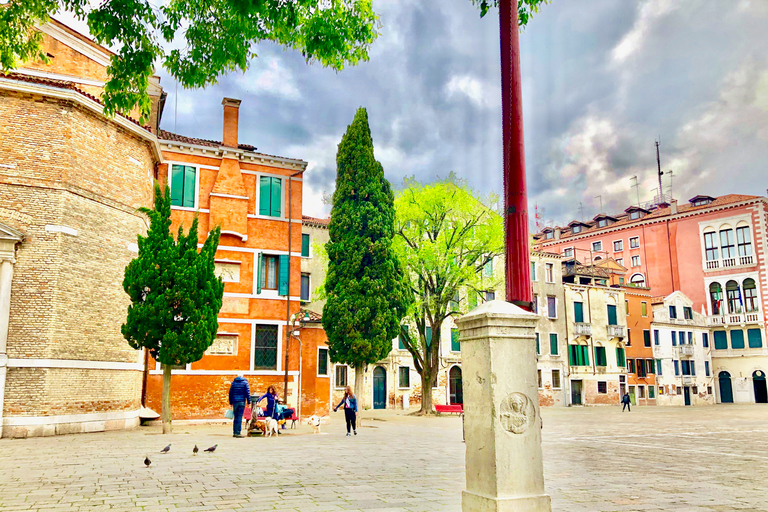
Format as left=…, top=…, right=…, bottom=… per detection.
left=499, top=392, right=536, bottom=434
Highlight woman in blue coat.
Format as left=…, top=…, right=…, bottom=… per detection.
left=256, top=385, right=280, bottom=420
left=334, top=386, right=358, bottom=436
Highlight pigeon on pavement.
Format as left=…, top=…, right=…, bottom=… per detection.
left=160, top=444, right=171, bottom=453
left=204, top=444, right=217, bottom=452
left=193, top=445, right=199, bottom=455
left=144, top=456, right=151, bottom=468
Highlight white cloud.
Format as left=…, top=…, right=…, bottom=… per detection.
left=611, top=0, right=676, bottom=64
left=444, top=75, right=500, bottom=109
left=236, top=59, right=301, bottom=100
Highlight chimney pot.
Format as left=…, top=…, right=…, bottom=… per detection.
left=221, top=98, right=241, bottom=148
left=670, top=199, right=678, bottom=214
left=554, top=227, right=561, bottom=240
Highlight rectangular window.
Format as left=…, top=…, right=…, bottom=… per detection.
left=300, top=273, right=310, bottom=302
left=691, top=361, right=696, bottom=376
left=597, top=381, right=607, bottom=394
left=574, top=302, right=584, bottom=323
left=451, top=328, right=461, bottom=352
left=532, top=294, right=538, bottom=314
left=674, top=360, right=680, bottom=376
left=449, top=290, right=460, bottom=311
left=607, top=304, right=618, bottom=326
left=636, top=359, right=646, bottom=377
left=317, top=347, right=329, bottom=376
left=638, top=386, right=645, bottom=399
left=707, top=386, right=713, bottom=395
left=260, top=255, right=279, bottom=291
left=688, top=331, right=693, bottom=345
left=683, top=306, right=693, bottom=320
left=538, top=369, right=542, bottom=388
left=562, top=248, right=573, bottom=258
left=484, top=257, right=494, bottom=277
left=485, top=290, right=496, bottom=302
left=643, top=330, right=651, bottom=347
left=649, top=386, right=655, bottom=399
left=592, top=241, right=603, bottom=252
left=551, top=370, right=561, bottom=389
left=731, top=329, right=745, bottom=349
left=703, top=332, right=709, bottom=348
left=594, top=346, right=607, bottom=366
left=616, top=347, right=626, bottom=367
left=545, top=263, right=554, bottom=283
left=170, top=164, right=197, bottom=208
left=704, top=231, right=719, bottom=261
left=669, top=305, right=677, bottom=319
left=679, top=331, right=685, bottom=346
left=530, top=261, right=537, bottom=281
left=713, top=330, right=727, bottom=349
left=399, top=366, right=410, bottom=388
left=720, top=229, right=735, bottom=259
left=628, top=359, right=635, bottom=373
left=397, top=334, right=406, bottom=350
left=568, top=345, right=590, bottom=366
left=681, top=360, right=690, bottom=376
left=631, top=255, right=640, bottom=267
left=335, top=365, right=347, bottom=388
left=547, top=296, right=557, bottom=319
left=613, top=240, right=623, bottom=252
left=259, top=176, right=282, bottom=217
left=629, top=237, right=640, bottom=248
left=656, top=359, right=662, bottom=375
left=536, top=332, right=541, bottom=355
left=736, top=226, right=752, bottom=257
left=641, top=302, right=648, bottom=316
left=659, top=386, right=664, bottom=395
left=654, top=329, right=660, bottom=346
left=676, top=386, right=682, bottom=395
left=616, top=258, right=624, bottom=267
left=254, top=325, right=278, bottom=369
left=748, top=328, right=763, bottom=348
left=301, top=233, right=310, bottom=257
left=549, top=333, right=559, bottom=355
left=671, top=330, right=677, bottom=346
left=625, top=300, right=629, bottom=315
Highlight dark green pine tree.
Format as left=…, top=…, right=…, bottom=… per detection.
left=122, top=183, right=224, bottom=434
left=323, top=107, right=412, bottom=405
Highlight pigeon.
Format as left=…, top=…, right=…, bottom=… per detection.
left=204, top=444, right=217, bottom=453
left=193, top=445, right=199, bottom=455
left=144, top=456, right=151, bottom=468
left=160, top=444, right=171, bottom=453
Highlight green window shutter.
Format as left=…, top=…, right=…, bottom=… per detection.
left=398, top=334, right=406, bottom=350
left=170, top=165, right=184, bottom=206
left=568, top=345, right=576, bottom=366
left=748, top=328, right=763, bottom=348
left=301, top=234, right=310, bottom=257
left=616, top=347, right=625, bottom=367
left=278, top=254, right=289, bottom=296
left=607, top=305, right=618, bottom=326
left=271, top=177, right=282, bottom=217
left=536, top=333, right=540, bottom=354
left=549, top=334, right=558, bottom=355
left=649, top=386, right=655, bottom=399
left=425, top=326, right=432, bottom=347
left=581, top=345, right=590, bottom=366
left=713, top=330, right=728, bottom=349
left=731, top=329, right=745, bottom=349
left=256, top=252, right=263, bottom=294
left=183, top=166, right=196, bottom=208
left=656, top=359, right=662, bottom=375
left=259, top=177, right=271, bottom=215
left=451, top=329, right=460, bottom=352
left=574, top=302, right=584, bottom=323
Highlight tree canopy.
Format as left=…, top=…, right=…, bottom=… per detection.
left=469, top=0, right=550, bottom=23
left=0, top=0, right=378, bottom=120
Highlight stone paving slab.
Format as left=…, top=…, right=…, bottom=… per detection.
left=2, top=405, right=768, bottom=511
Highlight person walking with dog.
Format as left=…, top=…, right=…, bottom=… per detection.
left=228, top=374, right=251, bottom=438
left=333, top=386, right=358, bottom=436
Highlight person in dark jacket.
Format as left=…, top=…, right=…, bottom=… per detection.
left=256, top=385, right=280, bottom=420
left=229, top=374, right=251, bottom=437
left=333, top=386, right=358, bottom=436
left=621, top=392, right=631, bottom=412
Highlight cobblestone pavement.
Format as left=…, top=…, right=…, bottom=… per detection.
left=2, top=405, right=768, bottom=511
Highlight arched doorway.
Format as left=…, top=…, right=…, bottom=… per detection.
left=719, top=371, right=733, bottom=403
left=449, top=366, right=463, bottom=405
left=372, top=366, right=386, bottom=409
left=753, top=371, right=767, bottom=403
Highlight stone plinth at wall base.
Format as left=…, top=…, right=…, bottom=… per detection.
left=463, top=491, right=551, bottom=512
left=2, top=414, right=139, bottom=438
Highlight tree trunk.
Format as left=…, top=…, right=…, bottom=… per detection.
left=420, top=370, right=434, bottom=414
left=162, top=364, right=172, bottom=434
left=354, top=364, right=365, bottom=409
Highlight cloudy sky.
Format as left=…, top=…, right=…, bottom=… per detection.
left=61, top=0, right=768, bottom=226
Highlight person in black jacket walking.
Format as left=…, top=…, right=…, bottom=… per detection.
left=229, top=374, right=251, bottom=437
left=334, top=386, right=358, bottom=436
left=621, top=392, right=631, bottom=412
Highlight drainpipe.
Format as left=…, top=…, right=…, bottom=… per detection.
left=587, top=286, right=596, bottom=376
left=563, top=285, right=571, bottom=406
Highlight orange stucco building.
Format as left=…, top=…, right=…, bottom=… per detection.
left=624, top=287, right=656, bottom=405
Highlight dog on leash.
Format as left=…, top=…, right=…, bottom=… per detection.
left=265, top=417, right=279, bottom=437
left=307, top=415, right=321, bottom=434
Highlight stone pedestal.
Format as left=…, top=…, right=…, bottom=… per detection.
left=455, top=300, right=550, bottom=512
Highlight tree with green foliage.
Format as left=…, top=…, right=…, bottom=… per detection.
left=469, top=0, right=550, bottom=23
left=0, top=0, right=379, bottom=120
left=393, top=174, right=504, bottom=414
left=323, top=107, right=411, bottom=405
left=122, top=183, right=224, bottom=434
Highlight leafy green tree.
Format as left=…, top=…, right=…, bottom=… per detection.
left=393, top=174, right=504, bottom=414
left=323, top=107, right=411, bottom=405
left=469, top=0, right=550, bottom=23
left=122, top=183, right=224, bottom=434
left=0, top=0, right=379, bottom=120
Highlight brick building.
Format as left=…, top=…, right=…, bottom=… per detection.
left=0, top=21, right=162, bottom=437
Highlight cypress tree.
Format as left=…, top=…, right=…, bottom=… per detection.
left=122, top=183, right=224, bottom=433
left=323, top=107, right=411, bottom=405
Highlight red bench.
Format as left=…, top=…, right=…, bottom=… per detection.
left=435, top=404, right=464, bottom=414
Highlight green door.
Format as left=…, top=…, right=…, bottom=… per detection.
left=719, top=371, right=733, bottom=403
left=373, top=366, right=387, bottom=409
left=629, top=385, right=636, bottom=405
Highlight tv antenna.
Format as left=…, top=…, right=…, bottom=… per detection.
left=578, top=202, right=584, bottom=221
left=630, top=176, right=641, bottom=206
left=655, top=139, right=664, bottom=203
left=594, top=195, right=603, bottom=213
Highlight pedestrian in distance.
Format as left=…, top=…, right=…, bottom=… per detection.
left=256, top=385, right=280, bottom=421
left=333, top=386, right=358, bottom=436
left=621, top=392, right=631, bottom=412
left=229, top=373, right=251, bottom=437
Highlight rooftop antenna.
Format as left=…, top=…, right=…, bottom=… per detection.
left=578, top=202, right=584, bottom=221
left=655, top=138, right=664, bottom=204
left=667, top=170, right=674, bottom=202
left=594, top=195, right=603, bottom=213
left=630, top=176, right=641, bottom=206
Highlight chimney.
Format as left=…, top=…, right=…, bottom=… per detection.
left=554, top=227, right=561, bottom=240
left=221, top=98, right=241, bottom=148
left=670, top=199, right=678, bottom=214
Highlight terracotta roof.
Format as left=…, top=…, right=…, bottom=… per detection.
left=536, top=194, right=762, bottom=242
left=302, top=215, right=330, bottom=227
left=1, top=72, right=146, bottom=128
left=158, top=129, right=256, bottom=151
left=299, top=308, right=322, bottom=323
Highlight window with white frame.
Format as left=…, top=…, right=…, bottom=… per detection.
left=703, top=231, right=718, bottom=261
left=300, top=273, right=311, bottom=302
left=563, top=247, right=573, bottom=258
left=616, top=258, right=624, bottom=267
left=547, top=296, right=557, bottom=318
left=613, top=240, right=623, bottom=252
left=551, top=369, right=561, bottom=389
left=572, top=225, right=582, bottom=234
left=720, top=228, right=735, bottom=259
left=545, top=262, right=554, bottom=283
left=631, top=255, right=640, bottom=267
left=630, top=273, right=645, bottom=287
left=736, top=226, right=752, bottom=257
left=530, top=261, right=537, bottom=281
left=170, top=164, right=197, bottom=208
left=317, top=347, right=329, bottom=376
left=592, top=241, right=602, bottom=252
left=629, top=211, right=641, bottom=220
left=258, top=176, right=283, bottom=217
left=629, top=236, right=640, bottom=248
left=398, top=366, right=410, bottom=388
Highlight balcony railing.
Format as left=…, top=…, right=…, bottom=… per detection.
left=607, top=325, right=625, bottom=338
left=677, top=345, right=694, bottom=357
left=707, top=312, right=762, bottom=326
left=704, top=255, right=755, bottom=271
left=574, top=322, right=592, bottom=336
left=740, top=255, right=754, bottom=266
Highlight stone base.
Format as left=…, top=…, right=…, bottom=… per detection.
left=463, top=490, right=551, bottom=512
left=1, top=414, right=140, bottom=438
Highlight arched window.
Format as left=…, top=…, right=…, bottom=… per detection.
left=630, top=273, right=645, bottom=287
left=726, top=280, right=741, bottom=314
left=720, top=228, right=735, bottom=259
left=703, top=230, right=718, bottom=261
left=736, top=226, right=752, bottom=257
left=744, top=278, right=758, bottom=312
left=709, top=282, right=723, bottom=315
